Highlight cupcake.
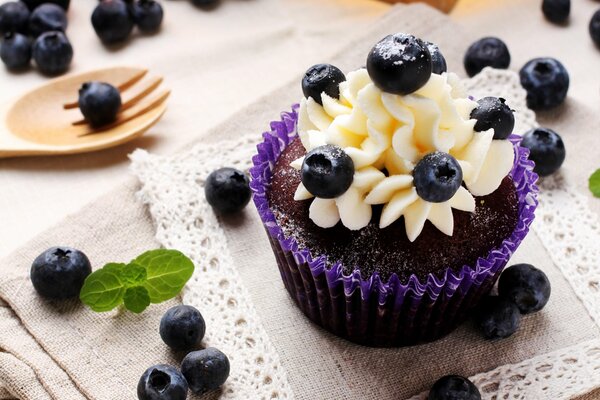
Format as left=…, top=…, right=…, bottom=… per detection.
left=250, top=33, right=538, bottom=347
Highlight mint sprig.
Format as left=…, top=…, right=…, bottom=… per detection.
left=590, top=169, right=600, bottom=198
left=80, top=250, right=194, bottom=314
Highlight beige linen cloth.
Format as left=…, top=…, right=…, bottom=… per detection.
left=2, top=3, right=600, bottom=400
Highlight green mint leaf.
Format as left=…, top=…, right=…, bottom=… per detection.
left=590, top=169, right=600, bottom=198
left=80, top=263, right=127, bottom=312
left=132, top=249, right=194, bottom=303
left=123, top=286, right=150, bottom=314
left=121, top=263, right=147, bottom=286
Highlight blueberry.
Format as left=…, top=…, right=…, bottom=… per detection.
left=0, top=1, right=30, bottom=34
left=191, top=0, right=219, bottom=7
left=425, top=41, right=447, bottom=74
left=78, top=82, right=122, bottom=127
left=475, top=296, right=521, bottom=340
left=470, top=97, right=515, bottom=140
left=181, top=348, right=230, bottom=394
left=463, top=37, right=510, bottom=77
left=428, top=375, right=481, bottom=400
left=413, top=152, right=463, bottom=203
left=520, top=57, right=569, bottom=110
left=542, top=0, right=570, bottom=24
left=92, top=0, right=134, bottom=45
left=30, top=247, right=92, bottom=299
left=29, top=3, right=68, bottom=37
left=159, top=305, right=206, bottom=351
left=137, top=364, right=188, bottom=400
left=521, top=127, right=565, bottom=176
left=590, top=10, right=600, bottom=48
left=32, top=31, right=72, bottom=75
left=367, top=33, right=432, bottom=95
left=131, top=0, right=163, bottom=33
left=498, top=264, right=551, bottom=314
left=1, top=32, right=31, bottom=70
left=205, top=167, right=251, bottom=214
left=22, top=0, right=70, bottom=11
left=301, top=64, right=345, bottom=106
left=301, top=145, right=354, bottom=199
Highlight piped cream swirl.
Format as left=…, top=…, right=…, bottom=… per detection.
left=292, top=69, right=515, bottom=241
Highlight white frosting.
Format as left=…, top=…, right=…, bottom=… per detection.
left=292, top=69, right=515, bottom=241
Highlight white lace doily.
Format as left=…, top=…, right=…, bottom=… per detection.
left=131, top=69, right=600, bottom=399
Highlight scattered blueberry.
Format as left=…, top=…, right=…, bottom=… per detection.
left=159, top=305, right=206, bottom=351
left=1, top=32, right=31, bottom=70
left=413, top=152, right=463, bottom=203
left=519, top=57, right=569, bottom=110
left=32, top=31, right=73, bottom=75
left=425, top=41, right=447, bottom=74
left=367, top=33, right=432, bottom=95
left=470, top=97, right=515, bottom=140
left=463, top=37, right=510, bottom=77
left=428, top=375, right=481, bottom=400
left=30, top=247, right=92, bottom=299
left=92, top=0, right=135, bottom=45
left=301, top=64, right=345, bottom=106
left=137, top=364, right=188, bottom=400
left=301, top=145, right=354, bottom=199
left=521, top=127, right=566, bottom=176
left=78, top=81, right=122, bottom=127
left=131, top=0, right=164, bottom=33
left=22, top=0, right=70, bottom=11
left=498, top=264, right=551, bottom=314
left=29, top=3, right=68, bottom=37
left=0, top=1, right=30, bottom=34
left=590, top=10, right=600, bottom=48
left=205, top=167, right=251, bottom=214
left=475, top=296, right=521, bottom=340
left=542, top=0, right=570, bottom=24
left=191, top=0, right=219, bottom=7
left=181, top=348, right=230, bottom=394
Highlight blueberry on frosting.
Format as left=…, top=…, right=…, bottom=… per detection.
left=425, top=41, right=447, bottom=75
left=366, top=33, right=432, bottom=95
left=413, top=152, right=463, bottom=203
left=301, top=145, right=354, bottom=199
left=302, top=64, right=346, bottom=106
left=470, top=97, right=515, bottom=140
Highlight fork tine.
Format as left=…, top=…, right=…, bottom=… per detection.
left=63, top=69, right=149, bottom=109
left=71, top=76, right=163, bottom=126
left=77, top=89, right=171, bottom=137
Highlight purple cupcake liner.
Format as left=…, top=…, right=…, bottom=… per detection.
left=250, top=105, right=539, bottom=347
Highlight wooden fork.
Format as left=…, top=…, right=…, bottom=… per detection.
left=0, top=67, right=170, bottom=158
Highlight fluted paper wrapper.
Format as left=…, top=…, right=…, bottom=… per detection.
left=250, top=105, right=539, bottom=347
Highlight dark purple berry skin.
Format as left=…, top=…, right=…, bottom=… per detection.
left=131, top=0, right=163, bottom=33
left=425, top=41, right=447, bottom=74
left=590, top=10, right=600, bottom=48
left=498, top=264, right=551, bottom=314
left=78, top=82, right=122, bottom=127
left=0, top=1, right=30, bottom=34
left=542, top=0, right=570, bottom=24
left=463, top=37, right=510, bottom=77
left=205, top=168, right=251, bottom=214
left=92, top=0, right=135, bottom=45
left=181, top=348, right=230, bottom=394
left=32, top=31, right=73, bottom=75
left=159, top=305, right=206, bottom=351
left=519, top=57, right=569, bottom=110
left=21, top=0, right=70, bottom=11
left=413, top=152, right=463, bottom=203
left=30, top=247, right=92, bottom=299
left=302, top=64, right=346, bottom=106
left=470, top=97, right=515, bottom=140
left=521, top=127, right=565, bottom=177
left=191, top=0, right=220, bottom=7
left=29, top=3, right=68, bottom=37
left=137, top=365, right=188, bottom=400
left=301, top=145, right=354, bottom=199
left=428, top=375, right=482, bottom=400
left=1, top=32, right=31, bottom=70
left=367, top=33, right=432, bottom=95
left=475, top=296, right=521, bottom=340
